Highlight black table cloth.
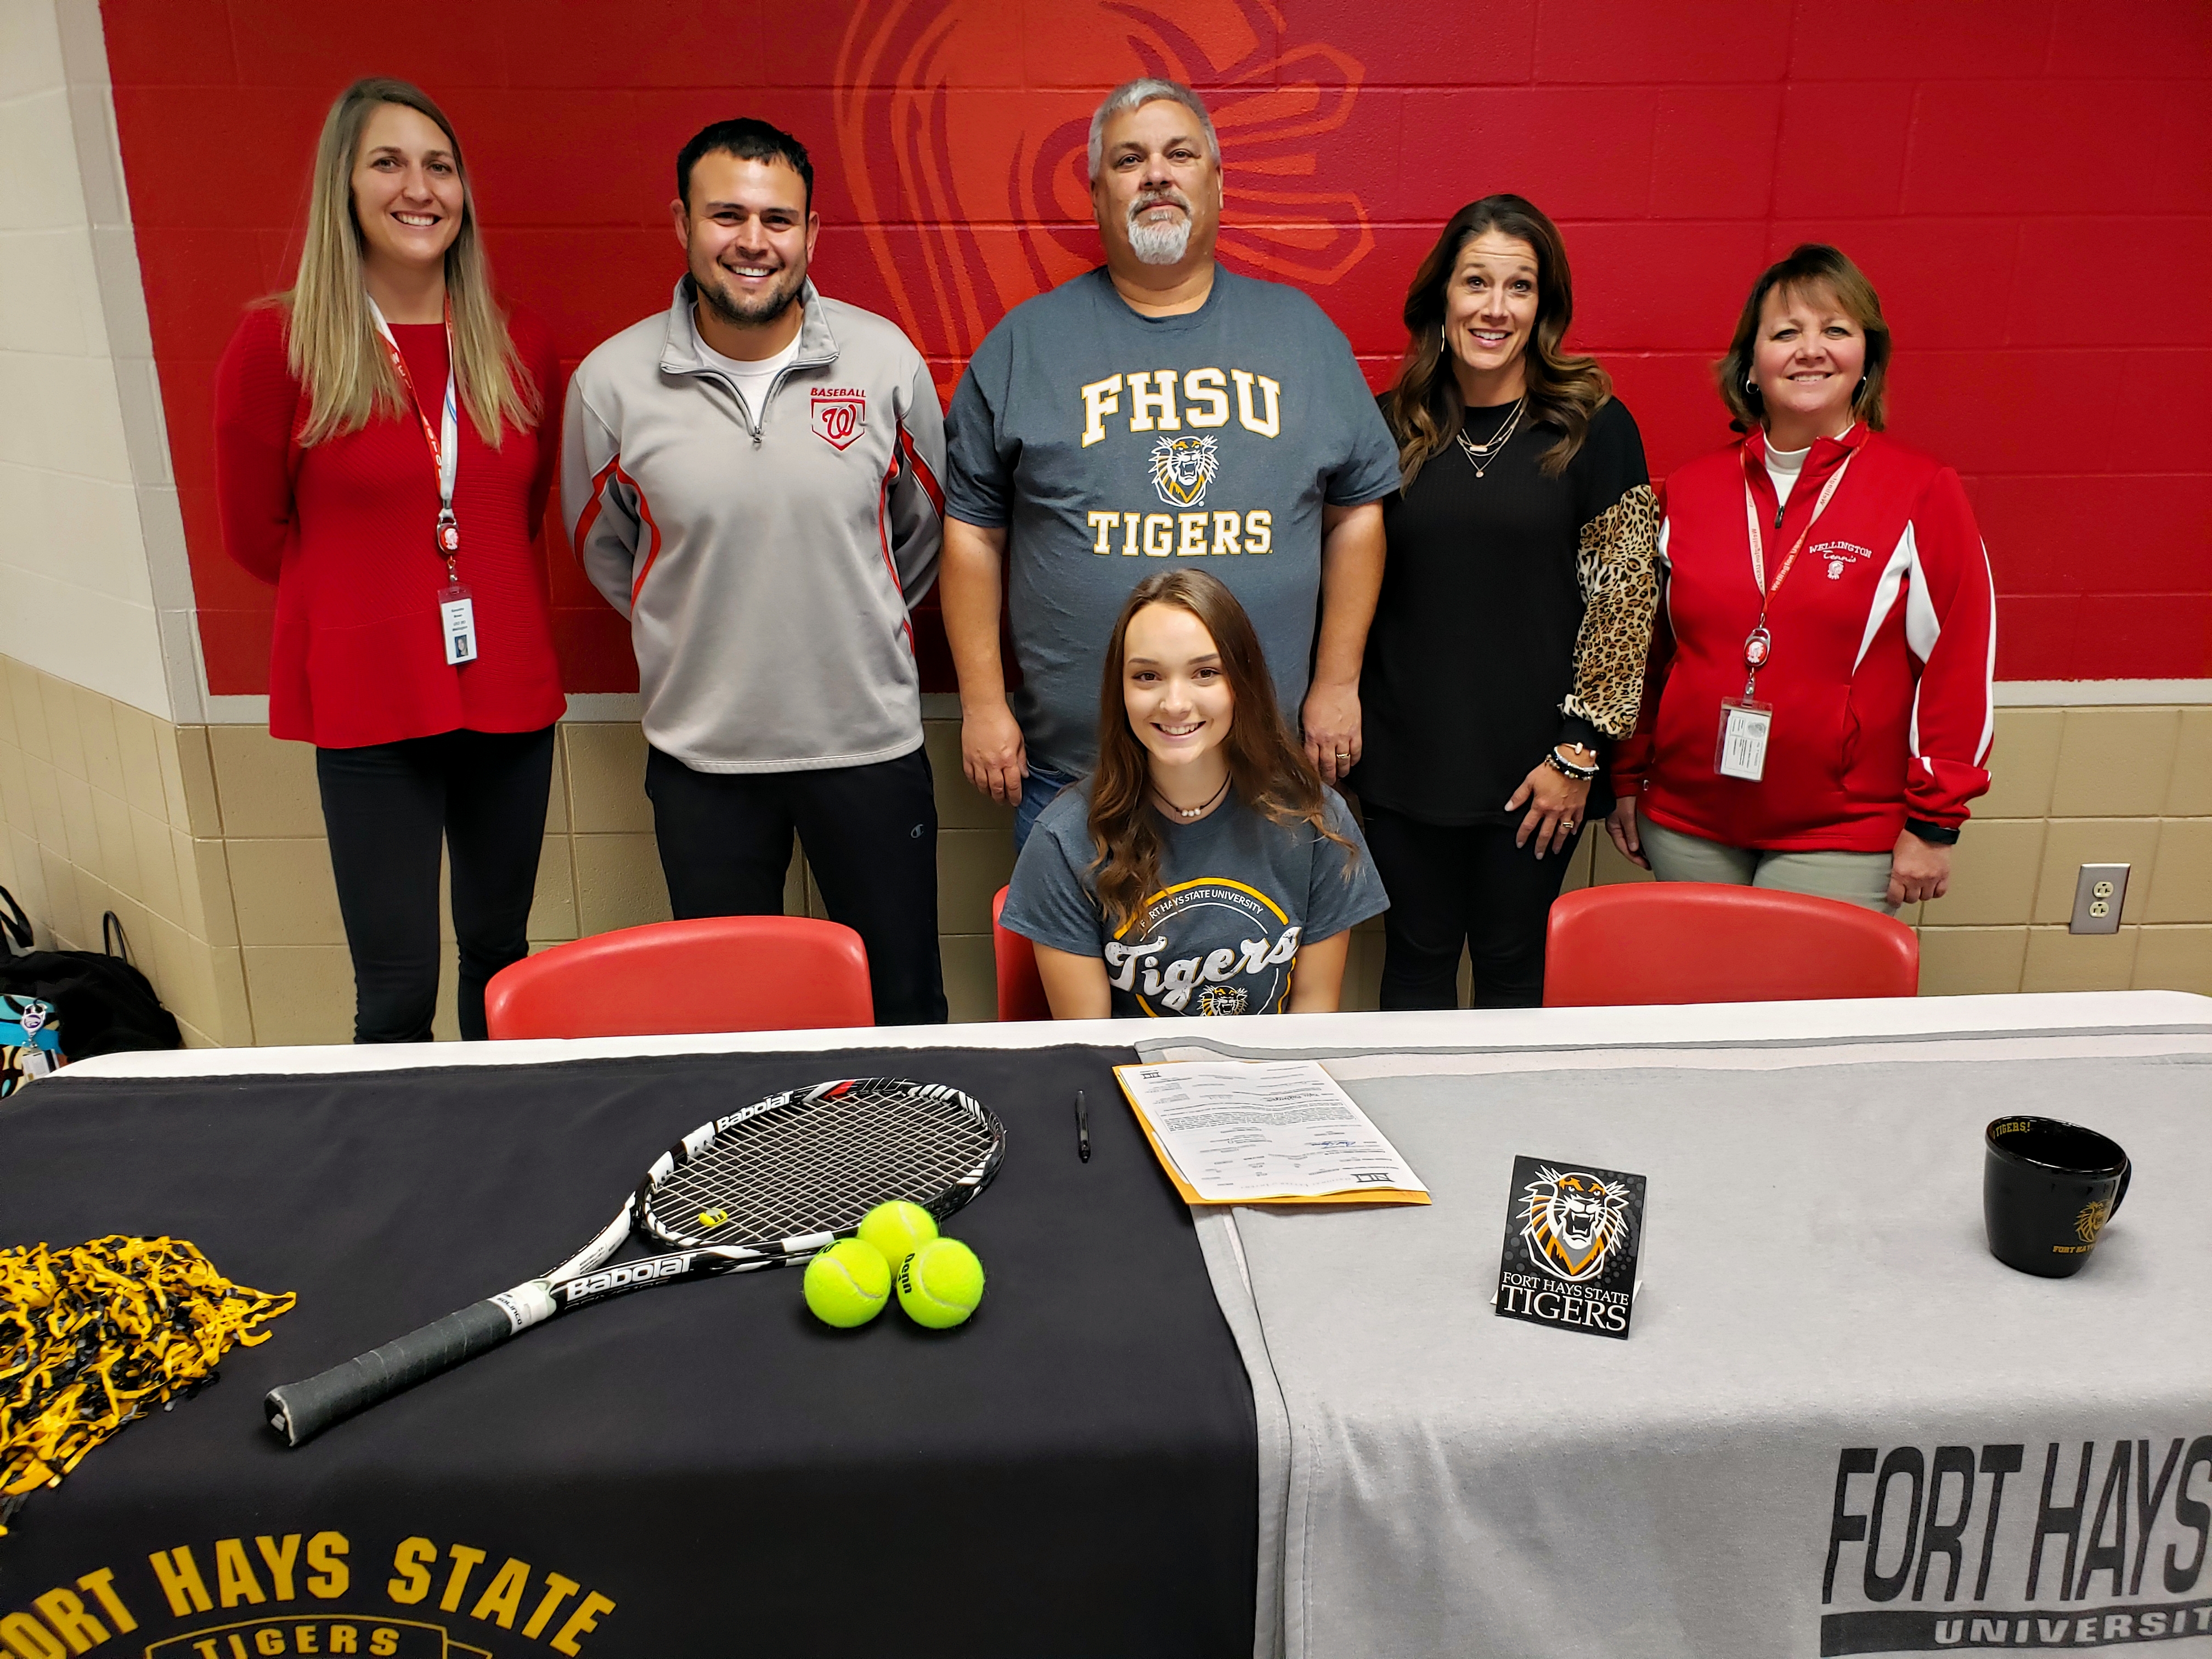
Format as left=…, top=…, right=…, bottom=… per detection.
left=0, top=1043, right=1256, bottom=1657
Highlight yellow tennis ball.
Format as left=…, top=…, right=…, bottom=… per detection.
left=856, top=1200, right=939, bottom=1275
left=803, top=1239, right=891, bottom=1329
left=896, top=1237, right=985, bottom=1330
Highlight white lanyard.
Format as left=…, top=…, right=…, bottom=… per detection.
left=366, top=296, right=461, bottom=569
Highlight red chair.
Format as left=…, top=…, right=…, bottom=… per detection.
left=483, top=916, right=874, bottom=1040
left=991, top=887, right=1052, bottom=1022
left=1542, top=883, right=1918, bottom=1007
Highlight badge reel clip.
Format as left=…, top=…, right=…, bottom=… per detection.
left=1716, top=629, right=1771, bottom=782
left=436, top=512, right=476, bottom=667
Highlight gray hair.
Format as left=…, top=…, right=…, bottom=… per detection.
left=1086, top=78, right=1221, bottom=179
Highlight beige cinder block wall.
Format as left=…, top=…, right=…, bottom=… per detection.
left=0, top=0, right=252, bottom=1044
left=0, top=675, right=2204, bottom=1046
left=1579, top=704, right=2212, bottom=998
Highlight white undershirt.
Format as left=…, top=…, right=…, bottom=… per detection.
left=698, top=333, right=802, bottom=417
left=1764, top=441, right=1810, bottom=509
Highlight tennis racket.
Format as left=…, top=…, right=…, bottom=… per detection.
left=266, top=1076, right=1005, bottom=1447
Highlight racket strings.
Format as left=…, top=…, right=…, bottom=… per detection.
left=676, top=1108, right=991, bottom=1239
left=648, top=1081, right=1000, bottom=1248
left=667, top=1121, right=989, bottom=1243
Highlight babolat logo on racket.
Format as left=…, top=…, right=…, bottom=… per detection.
left=563, top=1253, right=694, bottom=1298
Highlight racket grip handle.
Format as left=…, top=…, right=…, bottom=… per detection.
left=265, top=1296, right=519, bottom=1447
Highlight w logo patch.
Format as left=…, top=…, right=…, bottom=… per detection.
left=811, top=390, right=866, bottom=451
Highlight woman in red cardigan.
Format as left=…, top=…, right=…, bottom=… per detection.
left=216, top=78, right=565, bottom=1041
left=1606, top=245, right=1995, bottom=913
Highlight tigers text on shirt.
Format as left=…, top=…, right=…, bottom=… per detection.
left=944, top=268, right=1398, bottom=778
left=999, top=781, right=1389, bottom=1020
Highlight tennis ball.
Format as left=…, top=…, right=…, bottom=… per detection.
left=896, top=1237, right=985, bottom=1330
left=856, top=1200, right=939, bottom=1275
left=803, top=1239, right=891, bottom=1329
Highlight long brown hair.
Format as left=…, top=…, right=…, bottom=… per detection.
left=282, top=77, right=538, bottom=447
left=1384, top=194, right=1612, bottom=488
left=1087, top=571, right=1354, bottom=930
left=1715, top=243, right=1891, bottom=435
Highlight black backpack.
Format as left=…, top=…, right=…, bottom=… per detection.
left=0, top=889, right=182, bottom=1059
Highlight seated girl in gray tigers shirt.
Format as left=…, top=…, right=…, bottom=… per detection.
left=1001, top=569, right=1387, bottom=1018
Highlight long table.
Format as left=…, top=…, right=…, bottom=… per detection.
left=18, top=990, right=2212, bottom=1659
left=0, top=1042, right=1255, bottom=1656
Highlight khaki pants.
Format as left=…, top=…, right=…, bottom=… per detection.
left=1639, top=817, right=1898, bottom=916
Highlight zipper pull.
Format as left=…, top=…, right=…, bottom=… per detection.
left=1773, top=504, right=1785, bottom=530
left=753, top=430, right=763, bottom=449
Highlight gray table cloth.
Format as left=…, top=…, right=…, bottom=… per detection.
left=1138, top=1021, right=2212, bottom=1659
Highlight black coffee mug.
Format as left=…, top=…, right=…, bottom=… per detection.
left=1983, top=1116, right=2131, bottom=1278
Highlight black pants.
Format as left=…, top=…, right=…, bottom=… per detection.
left=317, top=726, right=555, bottom=1044
left=1360, top=804, right=1576, bottom=1011
left=644, top=744, right=947, bottom=1027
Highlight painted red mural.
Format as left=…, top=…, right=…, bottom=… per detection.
left=99, top=0, right=2212, bottom=697
left=831, top=0, right=1373, bottom=367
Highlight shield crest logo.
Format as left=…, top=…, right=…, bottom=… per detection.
left=810, top=390, right=866, bottom=451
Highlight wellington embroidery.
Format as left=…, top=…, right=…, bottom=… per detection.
left=1810, top=539, right=1874, bottom=580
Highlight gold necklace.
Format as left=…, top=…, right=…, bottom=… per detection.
left=1456, top=396, right=1527, bottom=479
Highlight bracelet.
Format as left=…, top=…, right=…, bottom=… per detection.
left=1543, top=747, right=1599, bottom=783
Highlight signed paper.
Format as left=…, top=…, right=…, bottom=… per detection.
left=1112, top=1060, right=1430, bottom=1205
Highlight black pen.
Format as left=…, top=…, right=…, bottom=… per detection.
left=1074, top=1089, right=1091, bottom=1163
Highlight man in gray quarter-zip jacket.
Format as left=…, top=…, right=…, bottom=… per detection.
left=562, top=118, right=949, bottom=1025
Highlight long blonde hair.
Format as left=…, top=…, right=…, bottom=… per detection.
left=283, top=77, right=538, bottom=447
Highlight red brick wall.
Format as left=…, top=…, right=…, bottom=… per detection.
left=102, top=0, right=2212, bottom=695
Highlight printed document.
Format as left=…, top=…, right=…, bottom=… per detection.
left=1112, top=1060, right=1430, bottom=1205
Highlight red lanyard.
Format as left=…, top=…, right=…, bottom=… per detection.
left=367, top=296, right=462, bottom=574
left=1737, top=438, right=1858, bottom=692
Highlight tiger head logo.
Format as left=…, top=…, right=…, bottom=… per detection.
left=1519, top=1167, right=1632, bottom=1283
left=2075, top=1199, right=2111, bottom=1244
left=1194, top=983, right=1248, bottom=1016
left=1150, top=435, right=1220, bottom=509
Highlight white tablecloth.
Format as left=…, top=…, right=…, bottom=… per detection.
left=1139, top=996, right=2212, bottom=1659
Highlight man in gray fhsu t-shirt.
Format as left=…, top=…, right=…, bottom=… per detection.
left=941, top=78, right=1399, bottom=847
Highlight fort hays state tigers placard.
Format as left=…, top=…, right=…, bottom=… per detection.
left=1493, top=1156, right=1646, bottom=1340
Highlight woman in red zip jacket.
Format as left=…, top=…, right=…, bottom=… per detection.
left=215, top=78, right=565, bottom=1041
left=1606, top=244, right=1994, bottom=913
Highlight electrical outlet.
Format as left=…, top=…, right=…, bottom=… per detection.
left=2069, top=864, right=2129, bottom=935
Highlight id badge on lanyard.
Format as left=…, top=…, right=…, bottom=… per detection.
left=369, top=297, right=478, bottom=665
left=437, top=583, right=476, bottom=666
left=1714, top=444, right=1857, bottom=783
left=1715, top=697, right=1771, bottom=781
